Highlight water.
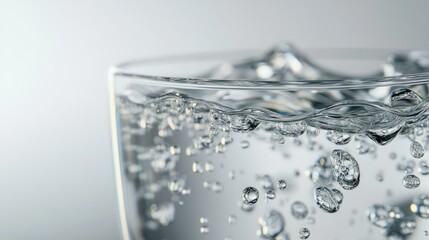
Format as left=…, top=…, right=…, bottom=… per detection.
left=115, top=44, right=429, bottom=239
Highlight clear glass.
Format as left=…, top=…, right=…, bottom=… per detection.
left=109, top=47, right=429, bottom=240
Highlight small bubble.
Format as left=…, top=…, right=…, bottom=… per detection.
left=200, top=226, right=209, bottom=234
left=240, top=140, right=250, bottom=149
left=424, top=230, right=428, bottom=236
left=211, top=181, right=223, bottom=193
left=192, top=161, right=204, bottom=173
left=265, top=190, right=276, bottom=200
left=389, top=152, right=397, bottom=160
left=221, top=135, right=233, bottom=145
left=169, top=145, right=181, bottom=155
left=299, top=228, right=310, bottom=239
left=326, top=130, right=352, bottom=145
left=257, top=210, right=285, bottom=238
left=376, top=172, right=384, bottom=182
left=168, top=179, right=186, bottom=194
left=402, top=174, right=420, bottom=189
left=277, top=180, right=288, bottom=190
left=204, top=161, right=215, bottom=172
left=291, top=201, right=309, bottom=219
left=228, top=170, right=236, bottom=180
left=200, top=217, right=209, bottom=224
left=228, top=215, right=236, bottom=225
left=307, top=217, right=315, bottom=225
left=411, top=141, right=425, bottom=158
left=242, top=187, right=259, bottom=205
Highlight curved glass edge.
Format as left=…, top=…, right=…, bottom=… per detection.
left=109, top=68, right=132, bottom=240
left=110, top=49, right=429, bottom=91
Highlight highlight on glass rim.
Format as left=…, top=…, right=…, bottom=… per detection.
left=110, top=43, right=429, bottom=240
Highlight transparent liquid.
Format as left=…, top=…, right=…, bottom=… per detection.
left=115, top=45, right=429, bottom=240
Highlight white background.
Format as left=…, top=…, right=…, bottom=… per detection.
left=1, top=1, right=429, bottom=239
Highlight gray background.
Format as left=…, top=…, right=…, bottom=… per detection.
left=1, top=1, right=429, bottom=239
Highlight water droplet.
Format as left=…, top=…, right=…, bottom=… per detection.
left=265, top=189, right=276, bottom=200
left=424, top=230, right=428, bottom=236
left=410, top=141, right=425, bottom=158
left=410, top=194, right=429, bottom=218
left=399, top=218, right=416, bottom=235
left=313, top=187, right=342, bottom=213
left=366, top=125, right=402, bottom=145
left=299, top=228, right=310, bottom=239
left=277, top=179, right=288, bottom=190
left=242, top=187, right=259, bottom=205
left=330, top=149, right=360, bottom=190
left=291, top=201, right=309, bottom=219
left=257, top=210, right=285, bottom=238
left=326, top=130, right=351, bottom=145
left=240, top=140, right=250, bottom=149
left=402, top=174, right=420, bottom=189
left=228, top=215, right=236, bottom=225
left=192, top=161, right=204, bottom=173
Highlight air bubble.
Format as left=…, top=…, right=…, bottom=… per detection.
left=410, top=141, right=425, bottom=158
left=299, top=228, right=310, bottom=239
left=277, top=179, right=288, bottom=190
left=257, top=210, right=285, bottom=238
left=402, top=174, right=420, bottom=189
left=291, top=201, right=309, bottom=219
left=410, top=194, right=429, bottom=218
left=326, top=130, right=351, bottom=145
left=242, top=187, right=259, bottom=205
left=330, top=149, right=360, bottom=190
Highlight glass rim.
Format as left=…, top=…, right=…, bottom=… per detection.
left=110, top=48, right=429, bottom=91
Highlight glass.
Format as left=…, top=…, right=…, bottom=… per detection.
left=109, top=45, right=429, bottom=240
